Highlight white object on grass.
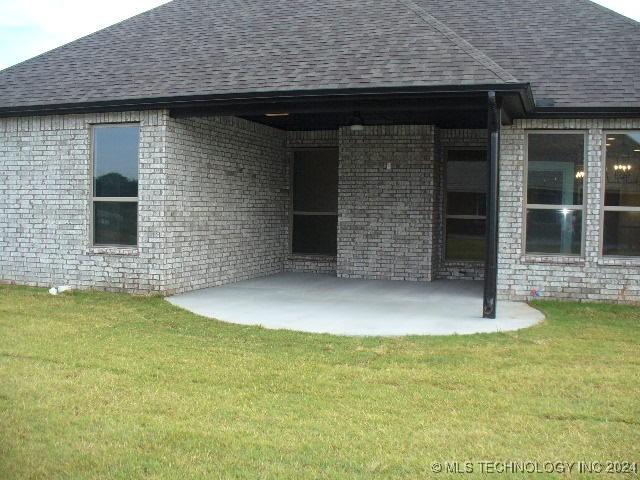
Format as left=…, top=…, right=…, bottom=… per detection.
left=49, top=286, right=73, bottom=296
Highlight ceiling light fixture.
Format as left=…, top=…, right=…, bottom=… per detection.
left=265, top=113, right=290, bottom=117
left=349, top=112, right=364, bottom=132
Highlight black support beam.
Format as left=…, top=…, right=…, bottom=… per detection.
left=483, top=91, right=501, bottom=319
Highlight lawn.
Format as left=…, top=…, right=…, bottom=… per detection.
left=0, top=285, right=639, bottom=479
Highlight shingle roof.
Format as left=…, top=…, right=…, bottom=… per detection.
left=414, top=0, right=640, bottom=108
left=0, top=0, right=637, bottom=112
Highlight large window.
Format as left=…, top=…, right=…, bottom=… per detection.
left=445, top=149, right=487, bottom=261
left=525, top=133, right=585, bottom=255
left=291, top=149, right=338, bottom=255
left=92, top=124, right=140, bottom=246
left=603, top=132, right=640, bottom=256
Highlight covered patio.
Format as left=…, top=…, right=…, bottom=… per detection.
left=157, top=87, right=536, bottom=329
left=167, top=273, right=543, bottom=336
left=166, top=87, right=529, bottom=320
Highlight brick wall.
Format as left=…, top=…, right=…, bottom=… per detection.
left=4, top=111, right=636, bottom=303
left=0, top=112, right=290, bottom=294
left=337, top=125, right=435, bottom=281
left=163, top=116, right=288, bottom=294
left=0, top=111, right=169, bottom=292
left=498, top=118, right=640, bottom=304
left=286, top=130, right=338, bottom=149
left=284, top=255, right=337, bottom=274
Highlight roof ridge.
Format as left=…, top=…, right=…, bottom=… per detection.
left=397, top=0, right=518, bottom=83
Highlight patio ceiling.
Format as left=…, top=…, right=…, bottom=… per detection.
left=168, top=86, right=531, bottom=130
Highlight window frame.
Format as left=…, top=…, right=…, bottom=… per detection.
left=90, top=123, right=141, bottom=248
left=600, top=130, right=640, bottom=258
left=523, top=130, right=588, bottom=257
left=289, top=147, right=339, bottom=256
left=443, top=147, right=487, bottom=262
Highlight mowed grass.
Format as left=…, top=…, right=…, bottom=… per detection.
left=0, top=286, right=639, bottom=479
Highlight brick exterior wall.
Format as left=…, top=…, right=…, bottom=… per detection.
left=2, top=111, right=638, bottom=304
left=337, top=125, right=435, bottom=281
left=0, top=111, right=290, bottom=294
left=284, top=255, right=338, bottom=274
left=163, top=116, right=288, bottom=293
left=0, top=111, right=169, bottom=292
left=498, top=118, right=640, bottom=304
left=434, top=129, right=487, bottom=280
left=286, top=130, right=338, bottom=149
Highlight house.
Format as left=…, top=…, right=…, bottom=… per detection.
left=0, top=0, right=639, bottom=317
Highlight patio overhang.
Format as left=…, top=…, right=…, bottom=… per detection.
left=0, top=83, right=534, bottom=126
left=167, top=87, right=513, bottom=319
left=167, top=83, right=534, bottom=130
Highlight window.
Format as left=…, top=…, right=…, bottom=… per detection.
left=92, top=124, right=140, bottom=246
left=445, top=149, right=487, bottom=261
left=525, top=133, right=585, bottom=255
left=291, top=149, right=338, bottom=255
left=603, top=132, right=640, bottom=256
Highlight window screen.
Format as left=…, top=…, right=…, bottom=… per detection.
left=292, top=149, right=338, bottom=255
left=445, top=149, right=487, bottom=261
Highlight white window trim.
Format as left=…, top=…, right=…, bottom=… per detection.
left=600, top=130, right=640, bottom=259
left=523, top=130, right=588, bottom=258
left=90, top=123, right=140, bottom=248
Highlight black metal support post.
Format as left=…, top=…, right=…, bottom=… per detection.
left=483, top=91, right=501, bottom=319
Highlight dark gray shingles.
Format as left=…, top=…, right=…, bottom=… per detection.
left=0, top=0, right=511, bottom=110
left=0, top=0, right=637, bottom=110
left=413, top=0, right=640, bottom=108
left=398, top=0, right=517, bottom=83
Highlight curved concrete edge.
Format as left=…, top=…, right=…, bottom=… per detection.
left=166, top=274, right=545, bottom=337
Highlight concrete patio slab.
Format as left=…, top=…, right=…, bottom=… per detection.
left=167, top=273, right=544, bottom=336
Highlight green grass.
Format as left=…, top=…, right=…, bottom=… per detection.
left=0, top=285, right=639, bottom=479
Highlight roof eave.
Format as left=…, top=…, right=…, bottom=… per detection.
left=0, top=83, right=532, bottom=118
left=531, top=106, right=640, bottom=118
